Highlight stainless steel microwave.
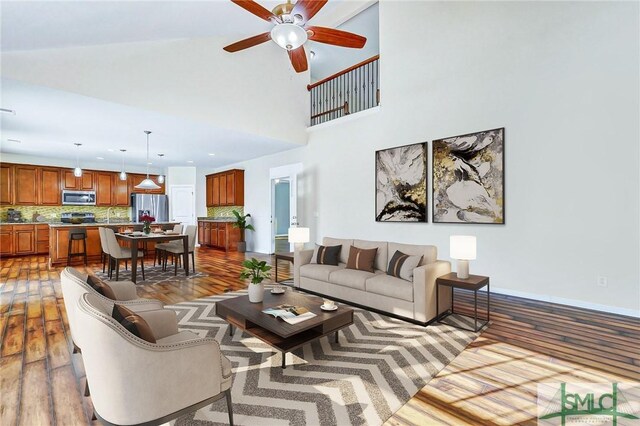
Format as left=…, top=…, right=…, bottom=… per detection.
left=62, top=190, right=96, bottom=206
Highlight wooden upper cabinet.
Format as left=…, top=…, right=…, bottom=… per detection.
left=39, top=167, right=61, bottom=205
left=113, top=175, right=129, bottom=206
left=0, top=164, right=14, bottom=205
left=62, top=169, right=94, bottom=190
left=14, top=166, right=38, bottom=205
left=95, top=172, right=114, bottom=206
left=212, top=175, right=220, bottom=206
left=205, top=169, right=244, bottom=207
left=81, top=171, right=94, bottom=190
left=62, top=169, right=79, bottom=190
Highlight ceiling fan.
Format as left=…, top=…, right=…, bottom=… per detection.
left=224, top=0, right=367, bottom=73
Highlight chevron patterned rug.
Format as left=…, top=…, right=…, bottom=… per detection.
left=167, top=288, right=479, bottom=426
left=94, top=265, right=207, bottom=285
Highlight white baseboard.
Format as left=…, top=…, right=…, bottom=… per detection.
left=491, top=286, right=640, bottom=318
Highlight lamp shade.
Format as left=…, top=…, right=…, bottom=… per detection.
left=271, top=23, right=308, bottom=51
left=450, top=235, right=477, bottom=260
left=134, top=177, right=161, bottom=190
left=288, top=227, right=309, bottom=244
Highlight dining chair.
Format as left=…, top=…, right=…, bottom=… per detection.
left=155, top=224, right=183, bottom=267
left=103, top=227, right=145, bottom=281
left=98, top=227, right=110, bottom=274
left=163, top=225, right=197, bottom=275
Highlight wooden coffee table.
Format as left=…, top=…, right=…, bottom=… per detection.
left=216, top=290, right=354, bottom=368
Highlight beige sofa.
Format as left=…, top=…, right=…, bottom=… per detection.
left=294, top=237, right=452, bottom=325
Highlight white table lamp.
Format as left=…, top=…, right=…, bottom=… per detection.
left=288, top=227, right=309, bottom=252
left=450, top=235, right=477, bottom=279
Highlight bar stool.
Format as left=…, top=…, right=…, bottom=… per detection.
left=67, top=229, right=88, bottom=266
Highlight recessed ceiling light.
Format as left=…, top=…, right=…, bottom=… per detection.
left=147, top=162, right=153, bottom=165
left=96, top=156, right=104, bottom=160
left=7, top=139, right=21, bottom=143
left=187, top=160, right=194, bottom=163
left=208, top=153, right=215, bottom=156
left=107, top=148, right=114, bottom=152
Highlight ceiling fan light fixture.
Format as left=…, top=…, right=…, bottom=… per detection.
left=271, top=23, right=307, bottom=51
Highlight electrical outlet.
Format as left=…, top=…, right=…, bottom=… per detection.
left=597, top=276, right=608, bottom=287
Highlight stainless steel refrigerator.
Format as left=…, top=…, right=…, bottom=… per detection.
left=131, top=193, right=169, bottom=223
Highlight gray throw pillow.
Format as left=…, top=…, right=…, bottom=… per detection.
left=387, top=250, right=423, bottom=281
left=310, top=244, right=341, bottom=266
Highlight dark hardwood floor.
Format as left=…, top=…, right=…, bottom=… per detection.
left=1, top=249, right=638, bottom=425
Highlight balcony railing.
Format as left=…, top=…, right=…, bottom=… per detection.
left=308, top=55, right=380, bottom=126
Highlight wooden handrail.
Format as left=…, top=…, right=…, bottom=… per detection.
left=307, top=55, right=380, bottom=91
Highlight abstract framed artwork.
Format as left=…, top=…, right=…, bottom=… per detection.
left=432, top=127, right=505, bottom=224
left=375, top=142, right=427, bottom=222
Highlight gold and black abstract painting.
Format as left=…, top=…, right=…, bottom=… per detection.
left=375, top=142, right=427, bottom=222
left=433, top=127, right=505, bottom=224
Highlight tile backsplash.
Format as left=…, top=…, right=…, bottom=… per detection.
left=206, top=206, right=244, bottom=218
left=0, top=205, right=131, bottom=222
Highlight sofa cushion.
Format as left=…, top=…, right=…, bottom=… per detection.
left=300, top=264, right=344, bottom=282
left=112, top=304, right=157, bottom=343
left=354, top=240, right=388, bottom=271
left=388, top=242, right=437, bottom=265
left=323, top=237, right=354, bottom=264
left=87, top=275, right=117, bottom=300
left=387, top=250, right=423, bottom=281
left=310, top=244, right=341, bottom=266
left=365, top=274, right=414, bottom=302
left=329, top=268, right=378, bottom=291
left=346, top=246, right=378, bottom=273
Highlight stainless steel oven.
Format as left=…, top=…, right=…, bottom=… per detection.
left=62, top=190, right=96, bottom=206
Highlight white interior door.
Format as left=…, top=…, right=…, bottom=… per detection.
left=170, top=185, right=195, bottom=225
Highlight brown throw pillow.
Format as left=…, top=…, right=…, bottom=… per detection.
left=346, top=246, right=378, bottom=273
left=112, top=304, right=156, bottom=343
left=87, top=275, right=117, bottom=300
left=310, top=245, right=341, bottom=266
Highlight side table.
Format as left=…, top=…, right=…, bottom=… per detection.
left=436, top=272, right=490, bottom=332
left=273, top=252, right=294, bottom=283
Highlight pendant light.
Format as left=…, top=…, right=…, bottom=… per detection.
left=135, top=130, right=161, bottom=190
left=73, top=143, right=83, bottom=177
left=156, top=153, right=165, bottom=184
left=119, top=149, right=127, bottom=181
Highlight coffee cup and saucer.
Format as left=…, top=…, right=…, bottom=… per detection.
left=270, top=285, right=285, bottom=294
left=321, top=299, right=338, bottom=311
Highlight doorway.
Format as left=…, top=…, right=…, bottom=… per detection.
left=269, top=163, right=302, bottom=254
left=273, top=179, right=290, bottom=253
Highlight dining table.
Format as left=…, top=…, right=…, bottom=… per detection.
left=115, top=231, right=189, bottom=283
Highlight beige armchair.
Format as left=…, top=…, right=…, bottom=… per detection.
left=60, top=267, right=163, bottom=352
left=76, top=292, right=234, bottom=425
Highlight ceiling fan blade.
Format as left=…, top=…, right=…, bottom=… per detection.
left=292, top=0, right=327, bottom=23
left=223, top=32, right=271, bottom=52
left=231, top=0, right=278, bottom=22
left=288, top=46, right=308, bottom=73
left=306, top=26, right=367, bottom=48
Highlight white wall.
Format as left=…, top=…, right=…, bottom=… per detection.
left=216, top=1, right=640, bottom=316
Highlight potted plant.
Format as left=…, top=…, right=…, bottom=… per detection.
left=232, top=210, right=255, bottom=253
left=239, top=258, right=271, bottom=303
left=140, top=214, right=155, bottom=235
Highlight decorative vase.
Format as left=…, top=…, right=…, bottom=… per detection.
left=237, top=241, right=247, bottom=253
left=143, top=223, right=151, bottom=235
left=248, top=282, right=264, bottom=303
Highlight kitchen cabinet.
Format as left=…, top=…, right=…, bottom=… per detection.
left=95, top=172, right=115, bottom=206
left=35, top=224, right=49, bottom=254
left=197, top=221, right=240, bottom=251
left=113, top=175, right=129, bottom=206
left=14, top=225, right=35, bottom=255
left=39, top=167, right=61, bottom=205
left=0, top=164, right=14, bottom=205
left=0, top=226, right=14, bottom=256
left=14, top=166, right=39, bottom=205
left=205, top=169, right=244, bottom=207
left=62, top=169, right=94, bottom=190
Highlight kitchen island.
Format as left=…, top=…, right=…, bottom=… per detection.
left=197, top=217, right=241, bottom=252
left=48, top=221, right=180, bottom=267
